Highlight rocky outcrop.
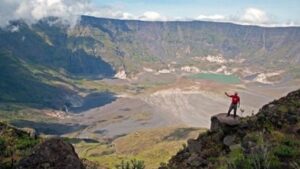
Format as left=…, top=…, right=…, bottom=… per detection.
left=18, top=127, right=37, bottom=139
left=210, top=114, right=240, bottom=132
left=164, top=114, right=242, bottom=169
left=163, top=89, right=300, bottom=169
left=1, top=122, right=102, bottom=169
left=0, top=122, right=40, bottom=169
left=17, top=138, right=85, bottom=169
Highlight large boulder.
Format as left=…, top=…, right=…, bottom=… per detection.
left=17, top=138, right=85, bottom=169
left=223, top=135, right=237, bottom=147
left=210, top=113, right=240, bottom=132
left=19, top=127, right=37, bottom=139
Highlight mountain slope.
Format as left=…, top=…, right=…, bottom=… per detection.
left=0, top=19, right=116, bottom=109
left=0, top=20, right=115, bottom=76
left=162, top=89, right=300, bottom=169
left=77, top=16, right=300, bottom=72
left=0, top=51, right=69, bottom=108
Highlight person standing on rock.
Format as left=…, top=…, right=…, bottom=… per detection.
left=225, top=92, right=240, bottom=118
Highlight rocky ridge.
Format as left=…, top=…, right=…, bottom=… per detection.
left=161, top=89, right=300, bottom=169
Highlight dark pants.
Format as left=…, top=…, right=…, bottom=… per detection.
left=227, top=104, right=237, bottom=117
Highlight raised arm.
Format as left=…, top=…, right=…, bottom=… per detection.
left=225, top=92, right=231, bottom=97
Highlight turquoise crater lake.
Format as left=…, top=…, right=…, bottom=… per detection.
left=190, top=73, right=240, bottom=84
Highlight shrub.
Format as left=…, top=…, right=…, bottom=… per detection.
left=270, top=131, right=285, bottom=142
left=227, top=137, right=281, bottom=169
left=15, top=137, right=39, bottom=150
left=115, top=159, right=145, bottom=169
left=274, top=145, right=298, bottom=158
left=282, top=138, right=300, bottom=147
left=274, top=138, right=300, bottom=159
left=227, top=153, right=280, bottom=169
left=278, top=105, right=289, bottom=113
left=0, top=137, right=6, bottom=155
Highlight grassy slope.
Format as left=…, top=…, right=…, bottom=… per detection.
left=74, top=127, right=206, bottom=169
left=0, top=51, right=68, bottom=108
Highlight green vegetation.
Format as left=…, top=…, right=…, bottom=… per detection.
left=225, top=143, right=281, bottom=169
left=0, top=104, right=59, bottom=122
left=227, top=153, right=280, bottom=169
left=190, top=73, right=240, bottom=84
left=115, top=159, right=145, bottom=169
left=0, top=122, right=40, bottom=168
left=214, top=133, right=300, bottom=169
left=0, top=51, right=67, bottom=108
left=274, top=138, right=300, bottom=159
left=74, top=79, right=128, bottom=93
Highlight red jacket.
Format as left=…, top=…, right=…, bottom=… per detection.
left=230, top=95, right=240, bottom=104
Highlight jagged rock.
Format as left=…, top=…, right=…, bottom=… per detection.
left=210, top=130, right=224, bottom=142
left=17, top=138, right=85, bottom=169
left=267, top=104, right=276, bottom=108
left=187, top=139, right=202, bottom=154
left=241, top=139, right=257, bottom=154
left=19, top=127, right=37, bottom=139
left=286, top=115, right=298, bottom=124
left=186, top=154, right=207, bottom=168
left=223, top=135, right=236, bottom=147
left=210, top=113, right=240, bottom=132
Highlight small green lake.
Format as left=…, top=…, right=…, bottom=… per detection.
left=190, top=73, right=240, bottom=84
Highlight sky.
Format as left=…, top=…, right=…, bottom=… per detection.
left=0, top=0, right=299, bottom=27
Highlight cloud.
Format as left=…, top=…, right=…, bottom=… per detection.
left=240, top=8, right=269, bottom=24
left=10, top=25, right=20, bottom=32
left=196, top=14, right=226, bottom=21
left=0, top=0, right=167, bottom=27
left=139, top=11, right=166, bottom=21
left=194, top=8, right=282, bottom=26
left=120, top=12, right=135, bottom=20
left=0, top=0, right=19, bottom=27
left=0, top=0, right=95, bottom=27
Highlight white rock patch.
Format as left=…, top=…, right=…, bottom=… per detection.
left=115, top=70, right=127, bottom=79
